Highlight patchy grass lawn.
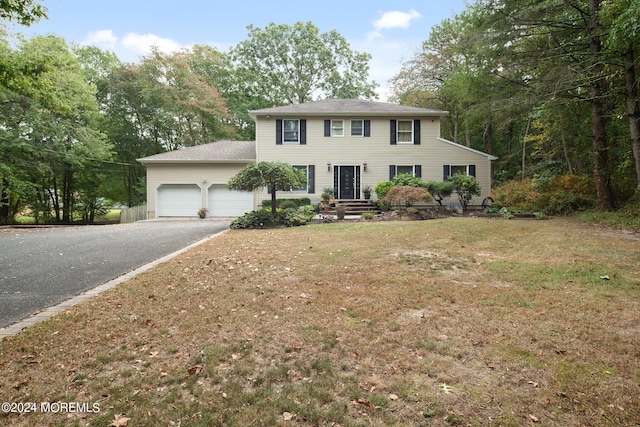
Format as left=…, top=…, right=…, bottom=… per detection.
left=1, top=218, right=639, bottom=426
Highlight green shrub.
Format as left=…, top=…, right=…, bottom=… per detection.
left=374, top=181, right=395, bottom=199
left=448, top=174, right=481, bottom=211
left=230, top=209, right=273, bottom=229
left=424, top=181, right=455, bottom=206
left=261, top=198, right=311, bottom=209
left=392, top=173, right=426, bottom=188
left=361, top=212, right=376, bottom=220
left=382, top=186, right=433, bottom=208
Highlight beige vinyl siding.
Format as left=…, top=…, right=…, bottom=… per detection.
left=145, top=162, right=251, bottom=218
left=256, top=116, right=492, bottom=206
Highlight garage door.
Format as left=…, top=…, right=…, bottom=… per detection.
left=157, top=184, right=201, bottom=217
left=208, top=185, right=253, bottom=217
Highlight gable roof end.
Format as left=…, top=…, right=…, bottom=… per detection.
left=437, top=137, right=498, bottom=160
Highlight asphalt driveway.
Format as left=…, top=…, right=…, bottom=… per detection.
left=0, top=219, right=229, bottom=329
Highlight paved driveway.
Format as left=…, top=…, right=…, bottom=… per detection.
left=0, top=220, right=229, bottom=329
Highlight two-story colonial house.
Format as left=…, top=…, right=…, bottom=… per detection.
left=138, top=99, right=497, bottom=218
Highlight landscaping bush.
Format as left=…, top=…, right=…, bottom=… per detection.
left=492, top=179, right=539, bottom=211
left=261, top=198, right=311, bottom=209
left=424, top=181, right=455, bottom=206
left=230, top=209, right=274, bottom=229
left=448, top=174, right=481, bottom=211
left=374, top=181, right=395, bottom=200
left=231, top=204, right=317, bottom=229
left=532, top=173, right=596, bottom=215
left=381, top=186, right=433, bottom=208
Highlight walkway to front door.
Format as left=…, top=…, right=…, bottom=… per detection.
left=334, top=165, right=361, bottom=199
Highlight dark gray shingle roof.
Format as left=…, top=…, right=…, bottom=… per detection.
left=137, top=140, right=256, bottom=164
left=249, top=99, right=448, bottom=117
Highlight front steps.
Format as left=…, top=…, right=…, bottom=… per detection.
left=321, top=199, right=380, bottom=216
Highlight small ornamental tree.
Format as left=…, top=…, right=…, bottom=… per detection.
left=424, top=181, right=455, bottom=206
left=381, top=186, right=434, bottom=208
left=227, top=161, right=306, bottom=215
left=449, top=174, right=481, bottom=211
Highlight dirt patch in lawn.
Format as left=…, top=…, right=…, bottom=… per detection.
left=1, top=218, right=639, bottom=426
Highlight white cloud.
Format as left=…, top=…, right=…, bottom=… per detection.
left=82, top=30, right=118, bottom=50
left=80, top=30, right=188, bottom=61
left=367, top=9, right=422, bottom=40
left=121, top=32, right=187, bottom=56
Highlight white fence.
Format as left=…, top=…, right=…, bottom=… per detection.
left=120, top=205, right=147, bottom=223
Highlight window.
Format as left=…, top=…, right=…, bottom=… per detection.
left=397, top=165, right=415, bottom=176
left=397, top=120, right=413, bottom=143
left=283, top=119, right=299, bottom=143
left=331, top=120, right=344, bottom=137
left=292, top=165, right=308, bottom=191
left=443, top=165, right=476, bottom=180
left=351, top=120, right=363, bottom=136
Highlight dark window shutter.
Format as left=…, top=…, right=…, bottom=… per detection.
left=390, top=120, right=397, bottom=145
left=469, top=164, right=476, bottom=177
left=413, top=119, right=421, bottom=144
left=308, top=165, right=315, bottom=194
left=415, top=165, right=422, bottom=178
left=389, top=165, right=397, bottom=181
left=324, top=120, right=331, bottom=137
left=364, top=120, right=371, bottom=137
left=276, top=120, right=282, bottom=145
left=443, top=165, right=451, bottom=181
left=300, top=119, right=306, bottom=144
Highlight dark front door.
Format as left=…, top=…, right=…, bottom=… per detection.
left=335, top=166, right=361, bottom=199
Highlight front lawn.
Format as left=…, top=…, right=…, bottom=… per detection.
left=1, top=218, right=638, bottom=426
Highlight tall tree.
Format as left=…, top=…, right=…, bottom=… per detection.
left=231, top=21, right=378, bottom=105
left=0, top=0, right=46, bottom=26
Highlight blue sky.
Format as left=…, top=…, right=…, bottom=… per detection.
left=16, top=0, right=469, bottom=100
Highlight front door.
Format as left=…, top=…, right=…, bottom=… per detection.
left=335, top=166, right=361, bottom=199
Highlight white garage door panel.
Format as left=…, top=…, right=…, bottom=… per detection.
left=208, top=185, right=253, bottom=217
left=157, top=184, right=201, bottom=217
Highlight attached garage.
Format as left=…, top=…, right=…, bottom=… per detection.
left=208, top=185, right=253, bottom=217
left=137, top=141, right=257, bottom=219
left=156, top=184, right=201, bottom=217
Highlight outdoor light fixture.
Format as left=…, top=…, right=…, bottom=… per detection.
left=327, top=161, right=331, bottom=171
left=363, top=161, right=368, bottom=172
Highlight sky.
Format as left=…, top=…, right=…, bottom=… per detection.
left=14, top=0, right=469, bottom=100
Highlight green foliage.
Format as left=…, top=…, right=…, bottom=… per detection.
left=392, top=173, right=426, bottom=188
left=230, top=205, right=316, bottom=229
left=231, top=21, right=378, bottom=105
left=261, top=198, right=311, bottom=209
left=374, top=181, right=395, bottom=200
left=532, top=174, right=596, bottom=215
left=230, top=209, right=273, bottom=229
left=493, top=179, right=538, bottom=211
left=227, top=162, right=306, bottom=215
left=0, top=0, right=47, bottom=26
left=448, top=174, right=481, bottom=211
left=578, top=201, right=640, bottom=232
left=424, top=181, right=455, bottom=206
left=381, top=186, right=433, bottom=208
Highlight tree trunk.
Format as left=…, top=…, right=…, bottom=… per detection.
left=588, top=0, right=614, bottom=210
left=270, top=185, right=277, bottom=215
left=0, top=178, right=11, bottom=224
left=624, top=49, right=640, bottom=201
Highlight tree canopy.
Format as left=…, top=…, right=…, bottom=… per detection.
left=231, top=21, right=378, bottom=105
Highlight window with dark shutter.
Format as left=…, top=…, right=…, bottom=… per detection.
left=469, top=165, right=476, bottom=177
left=324, top=120, right=331, bottom=137
left=415, top=165, right=422, bottom=178
left=413, top=119, right=421, bottom=145
left=443, top=165, right=451, bottom=181
left=389, top=165, right=397, bottom=180
left=364, top=120, right=371, bottom=137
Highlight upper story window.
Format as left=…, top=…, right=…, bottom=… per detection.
left=397, top=120, right=413, bottom=143
left=390, top=119, right=420, bottom=145
left=351, top=120, right=363, bottom=136
left=276, top=119, right=306, bottom=145
left=283, top=119, right=299, bottom=143
left=331, top=120, right=344, bottom=137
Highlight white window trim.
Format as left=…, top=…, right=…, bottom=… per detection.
left=350, top=119, right=364, bottom=137
left=397, top=119, right=414, bottom=144
left=283, top=119, right=300, bottom=144
left=331, top=120, right=344, bottom=137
